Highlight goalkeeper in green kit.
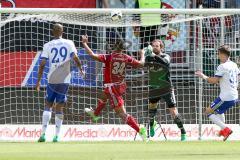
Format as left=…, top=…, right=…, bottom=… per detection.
left=144, top=39, right=186, bottom=141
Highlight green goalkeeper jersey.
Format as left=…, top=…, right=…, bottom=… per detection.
left=145, top=51, right=172, bottom=90
left=149, top=66, right=170, bottom=89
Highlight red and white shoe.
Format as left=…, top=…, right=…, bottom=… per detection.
left=217, top=129, right=224, bottom=137
left=221, top=127, right=233, bottom=141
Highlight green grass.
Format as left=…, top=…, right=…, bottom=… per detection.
left=0, top=141, right=240, bottom=160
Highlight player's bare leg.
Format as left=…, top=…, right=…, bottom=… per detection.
left=114, top=106, right=147, bottom=141
left=94, top=92, right=108, bottom=116
left=85, top=92, right=107, bottom=122
left=52, top=103, right=64, bottom=142
left=38, top=101, right=53, bottom=142
left=169, top=107, right=186, bottom=141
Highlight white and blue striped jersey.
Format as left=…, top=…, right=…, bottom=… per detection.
left=215, top=59, right=240, bottom=101
left=41, top=38, right=77, bottom=84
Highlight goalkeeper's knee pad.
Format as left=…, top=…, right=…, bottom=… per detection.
left=148, top=103, right=157, bottom=109
left=149, top=103, right=157, bottom=118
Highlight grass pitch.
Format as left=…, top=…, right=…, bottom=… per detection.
left=0, top=141, right=240, bottom=160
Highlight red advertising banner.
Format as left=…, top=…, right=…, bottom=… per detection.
left=2, top=0, right=96, bottom=8
left=0, top=52, right=36, bottom=86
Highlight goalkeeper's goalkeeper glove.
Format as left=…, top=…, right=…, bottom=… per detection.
left=144, top=45, right=153, bottom=57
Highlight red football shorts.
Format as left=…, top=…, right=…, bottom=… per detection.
left=104, top=82, right=126, bottom=108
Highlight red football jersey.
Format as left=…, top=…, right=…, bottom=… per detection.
left=98, top=52, right=141, bottom=84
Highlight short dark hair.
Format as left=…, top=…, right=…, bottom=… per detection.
left=113, top=39, right=125, bottom=51
left=218, top=45, right=231, bottom=57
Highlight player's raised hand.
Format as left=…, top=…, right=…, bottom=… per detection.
left=195, top=70, right=207, bottom=79
left=81, top=35, right=88, bottom=44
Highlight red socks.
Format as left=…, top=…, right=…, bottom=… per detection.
left=126, top=115, right=140, bottom=132
left=94, top=100, right=140, bottom=133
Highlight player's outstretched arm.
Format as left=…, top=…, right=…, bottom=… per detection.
left=36, top=59, right=46, bottom=91
left=129, top=49, right=145, bottom=68
left=81, top=35, right=100, bottom=61
left=195, top=70, right=220, bottom=84
left=154, top=54, right=170, bottom=66
left=73, top=53, right=85, bottom=78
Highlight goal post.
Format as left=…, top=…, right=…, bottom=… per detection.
left=0, top=8, right=240, bottom=141
left=2, top=8, right=240, bottom=14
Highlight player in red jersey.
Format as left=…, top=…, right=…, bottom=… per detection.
left=81, top=35, right=147, bottom=140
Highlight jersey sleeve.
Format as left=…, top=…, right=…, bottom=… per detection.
left=98, top=54, right=107, bottom=63
left=215, top=64, right=225, bottom=77
left=154, top=54, right=170, bottom=66
left=68, top=41, right=78, bottom=58
left=164, top=54, right=171, bottom=64
left=41, top=44, right=49, bottom=59
left=126, top=55, right=141, bottom=67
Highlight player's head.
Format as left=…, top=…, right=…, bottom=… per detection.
left=113, top=39, right=125, bottom=52
left=151, top=39, right=164, bottom=55
left=52, top=23, right=63, bottom=38
left=218, top=45, right=231, bottom=62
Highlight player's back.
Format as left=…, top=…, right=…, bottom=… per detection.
left=217, top=60, right=239, bottom=101
left=42, top=38, right=77, bottom=84
left=99, top=52, right=140, bottom=84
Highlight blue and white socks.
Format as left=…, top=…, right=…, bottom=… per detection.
left=41, top=108, right=52, bottom=135
left=41, top=108, right=64, bottom=139
left=55, top=112, right=64, bottom=137
left=209, top=114, right=226, bottom=129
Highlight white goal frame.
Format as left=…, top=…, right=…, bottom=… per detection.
left=1, top=8, right=240, bottom=15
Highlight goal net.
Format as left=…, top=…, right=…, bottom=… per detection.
left=0, top=8, right=240, bottom=131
